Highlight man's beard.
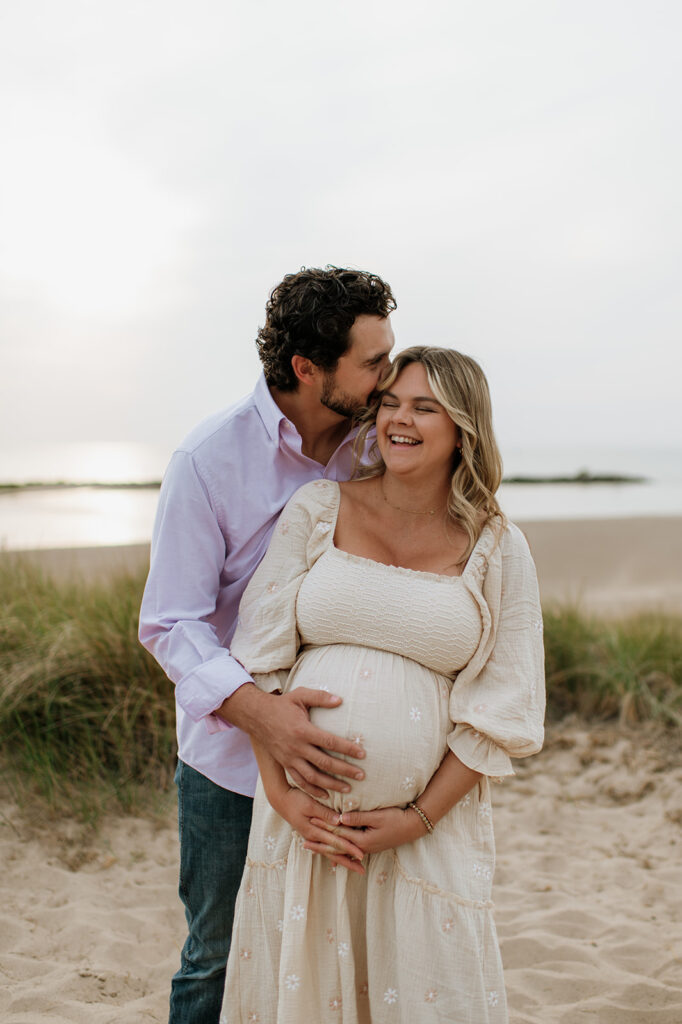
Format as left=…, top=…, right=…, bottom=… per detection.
left=320, top=373, right=368, bottom=420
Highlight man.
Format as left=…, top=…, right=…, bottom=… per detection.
left=139, top=266, right=396, bottom=1023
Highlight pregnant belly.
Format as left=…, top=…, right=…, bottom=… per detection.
left=285, top=644, right=453, bottom=813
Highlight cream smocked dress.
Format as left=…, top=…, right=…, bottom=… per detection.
left=220, top=480, right=545, bottom=1024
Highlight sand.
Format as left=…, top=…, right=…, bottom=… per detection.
left=2, top=543, right=151, bottom=584
left=1, top=723, right=681, bottom=1022
left=0, top=800, right=183, bottom=1023
left=2, top=519, right=681, bottom=1021
left=6, top=515, right=682, bottom=615
left=520, top=517, right=682, bottom=616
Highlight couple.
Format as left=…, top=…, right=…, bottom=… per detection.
left=140, top=266, right=545, bottom=1024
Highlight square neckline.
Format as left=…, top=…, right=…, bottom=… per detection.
left=325, top=480, right=489, bottom=583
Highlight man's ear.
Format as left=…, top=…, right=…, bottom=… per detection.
left=291, top=354, right=321, bottom=388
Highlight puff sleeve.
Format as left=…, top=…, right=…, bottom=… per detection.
left=230, top=480, right=337, bottom=693
left=448, top=522, right=546, bottom=778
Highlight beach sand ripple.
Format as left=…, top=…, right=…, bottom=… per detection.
left=1, top=723, right=681, bottom=1022
left=496, top=722, right=682, bottom=1023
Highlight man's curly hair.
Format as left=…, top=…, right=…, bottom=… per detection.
left=256, top=266, right=396, bottom=391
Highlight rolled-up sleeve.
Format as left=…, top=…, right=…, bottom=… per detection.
left=448, top=524, right=546, bottom=777
left=139, top=449, right=253, bottom=723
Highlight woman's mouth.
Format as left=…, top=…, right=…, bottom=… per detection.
left=389, top=435, right=421, bottom=446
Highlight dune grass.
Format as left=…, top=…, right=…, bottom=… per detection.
left=0, top=558, right=174, bottom=821
left=1, top=557, right=680, bottom=820
left=543, top=605, right=682, bottom=728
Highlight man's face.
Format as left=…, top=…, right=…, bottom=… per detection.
left=320, top=314, right=395, bottom=419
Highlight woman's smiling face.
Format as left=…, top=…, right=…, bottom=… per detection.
left=376, top=362, right=460, bottom=478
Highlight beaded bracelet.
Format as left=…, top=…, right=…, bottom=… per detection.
left=408, top=801, right=434, bottom=834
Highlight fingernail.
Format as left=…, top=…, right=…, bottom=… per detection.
left=355, top=771, right=364, bottom=780
left=342, top=784, right=350, bottom=793
left=329, top=695, right=342, bottom=704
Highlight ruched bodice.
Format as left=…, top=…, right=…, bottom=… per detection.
left=297, top=544, right=482, bottom=676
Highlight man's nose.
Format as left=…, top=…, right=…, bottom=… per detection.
left=377, top=357, right=392, bottom=383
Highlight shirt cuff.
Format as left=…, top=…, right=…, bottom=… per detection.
left=175, top=654, right=254, bottom=725
left=448, top=723, right=515, bottom=779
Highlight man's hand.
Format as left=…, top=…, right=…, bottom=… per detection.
left=308, top=806, right=424, bottom=857
left=273, top=789, right=366, bottom=876
left=218, top=683, right=365, bottom=799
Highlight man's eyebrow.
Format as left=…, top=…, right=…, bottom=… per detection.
left=363, top=352, right=389, bottom=365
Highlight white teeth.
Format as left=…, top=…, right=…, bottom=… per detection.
left=390, top=435, right=420, bottom=445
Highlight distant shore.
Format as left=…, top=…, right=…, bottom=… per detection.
left=504, top=470, right=646, bottom=485
left=4, top=515, right=682, bottom=615
left=0, top=481, right=162, bottom=493
left=0, top=469, right=649, bottom=493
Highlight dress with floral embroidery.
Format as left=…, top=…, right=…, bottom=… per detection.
left=220, top=480, right=545, bottom=1024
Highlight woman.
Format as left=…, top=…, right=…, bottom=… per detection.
left=220, top=347, right=545, bottom=1024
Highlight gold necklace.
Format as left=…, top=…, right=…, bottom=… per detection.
left=380, top=480, right=442, bottom=517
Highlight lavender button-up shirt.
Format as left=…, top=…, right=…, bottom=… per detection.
left=139, top=375, right=361, bottom=795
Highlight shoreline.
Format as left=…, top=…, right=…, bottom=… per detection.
left=0, top=469, right=648, bottom=492
left=4, top=515, right=682, bottom=615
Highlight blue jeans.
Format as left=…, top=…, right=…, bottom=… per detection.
left=169, top=760, right=253, bottom=1024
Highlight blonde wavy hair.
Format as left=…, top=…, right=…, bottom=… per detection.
left=354, top=346, right=505, bottom=559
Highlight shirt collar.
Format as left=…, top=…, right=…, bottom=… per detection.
left=252, top=371, right=369, bottom=454
left=253, top=373, right=287, bottom=444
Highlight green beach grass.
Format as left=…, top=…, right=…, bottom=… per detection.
left=0, top=558, right=175, bottom=820
left=1, top=557, right=681, bottom=820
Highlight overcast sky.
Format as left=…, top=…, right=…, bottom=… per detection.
left=1, top=0, right=681, bottom=460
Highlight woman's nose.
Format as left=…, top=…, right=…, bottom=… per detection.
left=392, top=404, right=413, bottom=424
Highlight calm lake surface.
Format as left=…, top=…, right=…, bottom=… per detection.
left=1, top=442, right=680, bottom=550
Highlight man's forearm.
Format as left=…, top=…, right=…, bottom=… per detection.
left=216, top=681, right=273, bottom=735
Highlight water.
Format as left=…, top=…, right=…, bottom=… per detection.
left=0, top=487, right=161, bottom=550
left=0, top=441, right=170, bottom=486
left=0, top=442, right=169, bottom=550
left=499, top=444, right=682, bottom=522
left=0, top=441, right=680, bottom=550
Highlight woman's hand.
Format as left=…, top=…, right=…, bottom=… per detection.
left=272, top=788, right=368, bottom=875
left=305, top=753, right=482, bottom=870
left=308, top=805, right=425, bottom=858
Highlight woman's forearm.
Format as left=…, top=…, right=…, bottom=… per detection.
left=411, top=749, right=482, bottom=831
left=251, top=736, right=290, bottom=806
